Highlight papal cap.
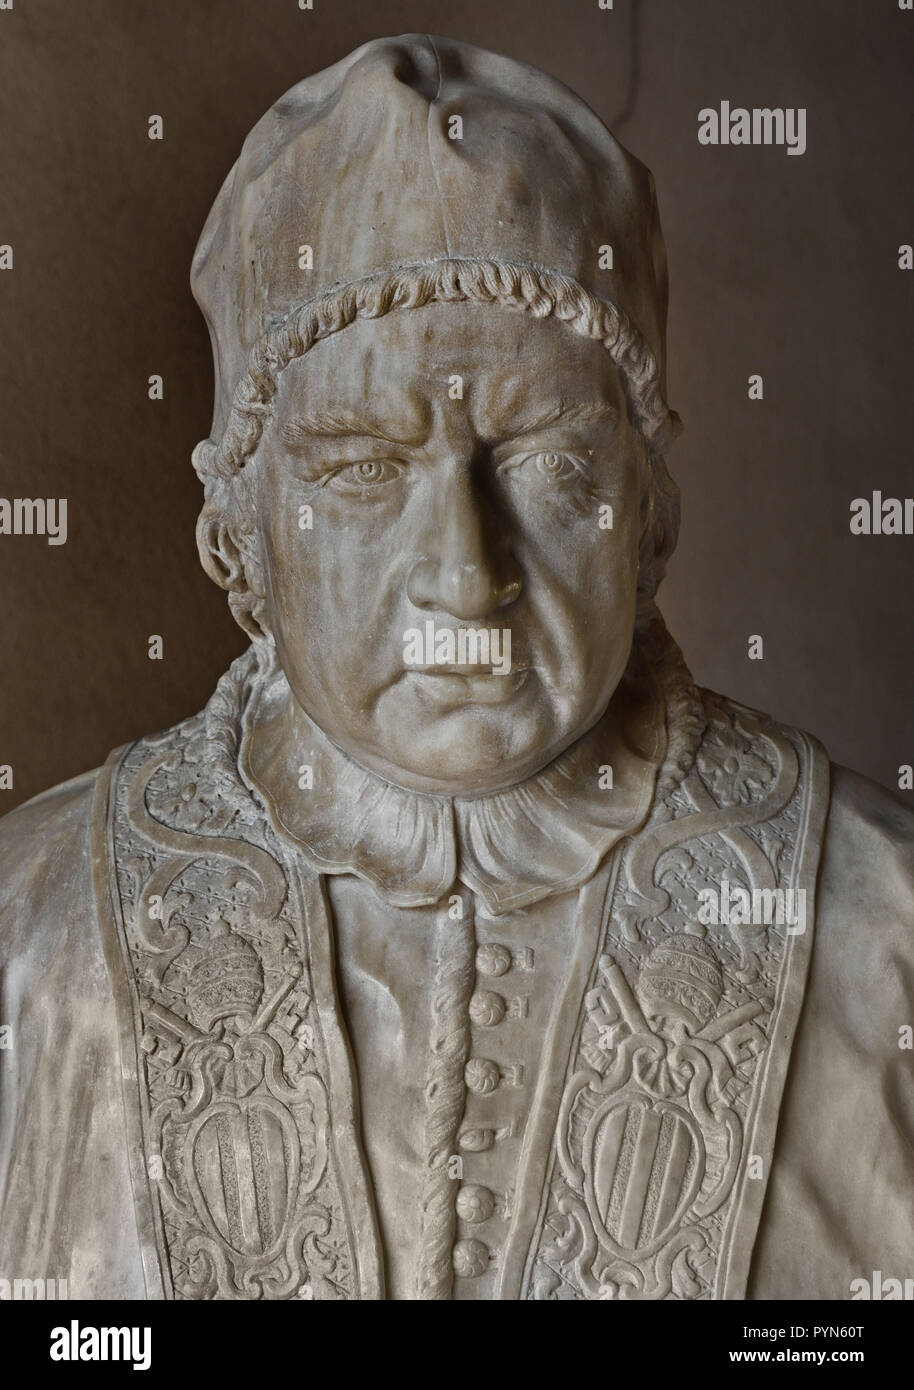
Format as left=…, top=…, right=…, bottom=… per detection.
left=191, top=33, right=672, bottom=444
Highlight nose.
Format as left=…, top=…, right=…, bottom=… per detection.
left=406, top=469, right=522, bottom=620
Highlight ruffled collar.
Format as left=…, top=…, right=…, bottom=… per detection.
left=238, top=658, right=668, bottom=916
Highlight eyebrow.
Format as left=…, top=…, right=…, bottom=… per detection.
left=277, top=398, right=619, bottom=475
left=490, top=400, right=619, bottom=438
left=279, top=407, right=429, bottom=448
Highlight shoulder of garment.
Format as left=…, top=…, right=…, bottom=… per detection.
left=748, top=764, right=914, bottom=1299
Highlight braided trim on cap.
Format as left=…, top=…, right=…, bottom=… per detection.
left=192, top=257, right=681, bottom=487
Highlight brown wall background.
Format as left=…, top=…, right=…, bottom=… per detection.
left=0, top=0, right=912, bottom=812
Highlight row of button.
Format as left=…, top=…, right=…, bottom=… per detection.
left=453, top=940, right=532, bottom=1281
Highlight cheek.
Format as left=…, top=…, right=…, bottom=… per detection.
left=260, top=502, right=311, bottom=611
left=255, top=473, right=324, bottom=648
left=266, top=468, right=425, bottom=624
left=258, top=477, right=403, bottom=692
left=585, top=473, right=643, bottom=591
left=519, top=492, right=641, bottom=610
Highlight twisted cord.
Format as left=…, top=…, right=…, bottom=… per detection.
left=416, top=907, right=477, bottom=1300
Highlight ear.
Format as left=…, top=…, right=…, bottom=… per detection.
left=196, top=501, right=273, bottom=644
left=196, top=503, right=247, bottom=593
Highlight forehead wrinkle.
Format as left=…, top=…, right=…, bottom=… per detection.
left=472, top=385, right=620, bottom=441
left=278, top=400, right=430, bottom=448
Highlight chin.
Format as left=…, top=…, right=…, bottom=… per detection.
left=365, top=700, right=573, bottom=797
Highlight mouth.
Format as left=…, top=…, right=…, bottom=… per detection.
left=407, top=667, right=530, bottom=707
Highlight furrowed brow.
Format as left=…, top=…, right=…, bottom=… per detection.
left=279, top=407, right=428, bottom=449
left=496, top=400, right=619, bottom=438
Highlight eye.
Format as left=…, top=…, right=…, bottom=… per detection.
left=503, top=450, right=583, bottom=482
left=327, top=458, right=403, bottom=493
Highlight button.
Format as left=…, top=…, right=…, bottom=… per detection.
left=458, top=1119, right=515, bottom=1150
left=469, top=991, right=506, bottom=1027
left=452, top=1238, right=490, bottom=1278
left=458, top=1127, right=495, bottom=1152
left=456, top=1185, right=496, bottom=1223
left=475, top=943, right=512, bottom=977
left=464, top=1058, right=500, bottom=1094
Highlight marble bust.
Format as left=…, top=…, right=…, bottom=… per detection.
left=1, top=34, right=911, bottom=1302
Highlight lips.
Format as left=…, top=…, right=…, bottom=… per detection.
left=409, top=668, right=530, bottom=706
left=411, top=664, right=526, bottom=677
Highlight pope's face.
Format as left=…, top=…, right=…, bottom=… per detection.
left=255, top=302, right=645, bottom=795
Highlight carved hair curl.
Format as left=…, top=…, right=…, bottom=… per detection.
left=193, top=257, right=682, bottom=640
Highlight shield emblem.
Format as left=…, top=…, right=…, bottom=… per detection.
left=583, top=1093, right=705, bottom=1258
left=185, top=1096, right=301, bottom=1259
